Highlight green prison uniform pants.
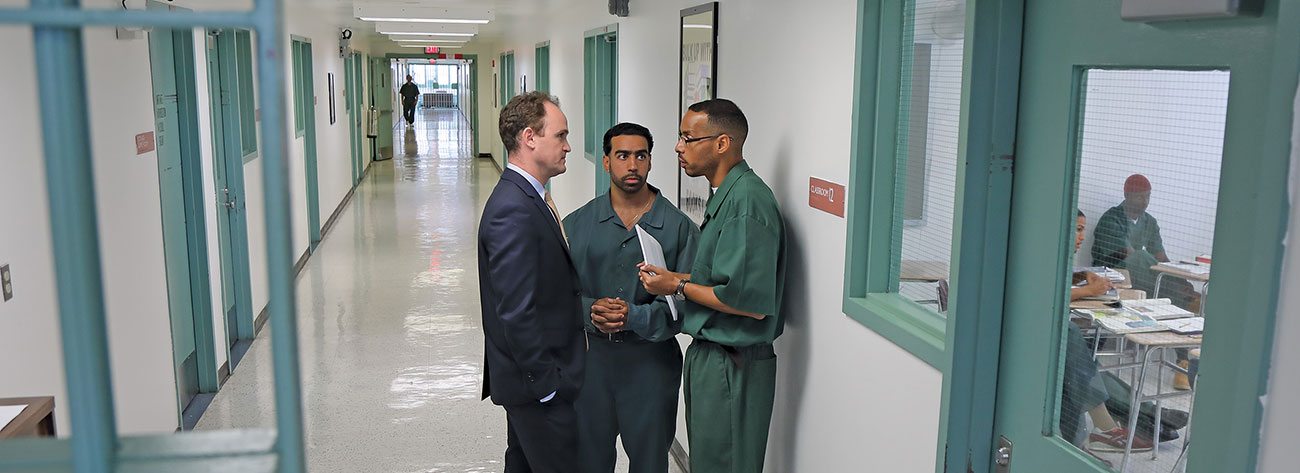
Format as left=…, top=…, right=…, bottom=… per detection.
left=683, top=339, right=777, bottom=473
left=576, top=334, right=683, bottom=473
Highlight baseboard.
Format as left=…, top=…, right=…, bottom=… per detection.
left=321, top=184, right=358, bottom=241
left=254, top=304, right=269, bottom=336
left=480, top=153, right=502, bottom=172
left=293, top=248, right=311, bottom=277
left=217, top=361, right=230, bottom=387
left=671, top=439, right=690, bottom=473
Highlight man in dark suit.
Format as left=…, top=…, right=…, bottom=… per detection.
left=478, top=91, right=584, bottom=473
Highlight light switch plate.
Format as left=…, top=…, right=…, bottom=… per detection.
left=1, top=264, right=11, bottom=302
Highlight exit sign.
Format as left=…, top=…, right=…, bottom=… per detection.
left=425, top=46, right=439, bottom=54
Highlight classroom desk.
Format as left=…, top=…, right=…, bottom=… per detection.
left=900, top=260, right=949, bottom=311
left=1095, top=330, right=1201, bottom=472
left=900, top=260, right=948, bottom=282
left=0, top=396, right=56, bottom=439
left=1151, top=263, right=1210, bottom=315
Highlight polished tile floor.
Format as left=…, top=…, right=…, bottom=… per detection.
left=197, top=109, right=682, bottom=473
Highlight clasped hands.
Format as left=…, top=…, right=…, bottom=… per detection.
left=591, top=297, right=628, bottom=334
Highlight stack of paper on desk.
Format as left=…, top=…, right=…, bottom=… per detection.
left=1123, top=299, right=1195, bottom=320
left=1072, top=308, right=1165, bottom=334
left=1162, top=317, right=1205, bottom=335
left=0, top=405, right=27, bottom=431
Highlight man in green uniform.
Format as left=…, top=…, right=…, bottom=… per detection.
left=563, top=122, right=699, bottom=473
left=639, top=99, right=786, bottom=473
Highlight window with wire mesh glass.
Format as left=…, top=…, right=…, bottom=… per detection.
left=891, top=0, right=966, bottom=315
left=1057, top=69, right=1226, bottom=472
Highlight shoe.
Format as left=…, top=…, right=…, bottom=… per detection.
left=1089, top=427, right=1154, bottom=452
left=1174, top=360, right=1191, bottom=391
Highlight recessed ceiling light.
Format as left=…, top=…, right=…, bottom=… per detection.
left=355, top=6, right=494, bottom=25
left=381, top=31, right=476, bottom=37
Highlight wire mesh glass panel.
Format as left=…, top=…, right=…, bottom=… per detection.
left=892, top=0, right=966, bottom=314
left=1058, top=69, right=1227, bottom=472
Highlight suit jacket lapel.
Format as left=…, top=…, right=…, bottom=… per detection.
left=503, top=170, right=572, bottom=258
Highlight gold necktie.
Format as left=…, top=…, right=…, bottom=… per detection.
left=544, top=191, right=569, bottom=245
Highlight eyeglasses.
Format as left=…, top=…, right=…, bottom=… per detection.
left=677, top=134, right=721, bottom=144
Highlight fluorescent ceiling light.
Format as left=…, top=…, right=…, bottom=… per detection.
left=402, top=44, right=463, bottom=49
left=363, top=17, right=487, bottom=24
left=388, top=34, right=472, bottom=41
left=683, top=24, right=713, bottom=29
left=394, top=39, right=469, bottom=44
left=356, top=5, right=494, bottom=24
left=383, top=31, right=475, bottom=37
left=374, top=21, right=478, bottom=35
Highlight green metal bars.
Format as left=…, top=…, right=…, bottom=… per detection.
left=0, top=1, right=305, bottom=472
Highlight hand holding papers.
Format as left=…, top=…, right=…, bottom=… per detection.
left=636, top=225, right=678, bottom=321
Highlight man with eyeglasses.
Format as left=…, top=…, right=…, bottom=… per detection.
left=638, top=99, right=787, bottom=473
left=562, top=122, right=699, bottom=473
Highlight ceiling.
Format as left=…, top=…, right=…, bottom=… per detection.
left=293, top=0, right=580, bottom=47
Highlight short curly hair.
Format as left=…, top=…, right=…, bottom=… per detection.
left=499, top=91, right=561, bottom=154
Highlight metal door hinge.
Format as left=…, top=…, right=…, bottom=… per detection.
left=994, top=436, right=1012, bottom=473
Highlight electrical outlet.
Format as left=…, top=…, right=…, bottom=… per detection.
left=1, top=264, right=11, bottom=302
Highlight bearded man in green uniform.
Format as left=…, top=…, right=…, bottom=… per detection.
left=563, top=122, right=699, bottom=473
left=638, top=99, right=787, bottom=473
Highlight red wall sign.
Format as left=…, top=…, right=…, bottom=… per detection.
left=135, top=131, right=156, bottom=155
left=425, top=46, right=439, bottom=55
left=808, top=177, right=846, bottom=218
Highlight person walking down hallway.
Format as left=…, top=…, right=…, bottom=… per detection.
left=400, top=75, right=420, bottom=127
left=477, top=91, right=584, bottom=473
left=563, top=123, right=699, bottom=473
left=639, top=99, right=788, bottom=473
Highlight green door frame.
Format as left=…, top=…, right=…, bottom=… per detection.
left=584, top=24, right=618, bottom=195
left=989, top=2, right=1298, bottom=473
left=146, top=0, right=220, bottom=416
left=385, top=52, right=480, bottom=155
left=292, top=37, right=322, bottom=250
left=535, top=41, right=550, bottom=93
left=845, top=1, right=1300, bottom=472
left=205, top=28, right=257, bottom=361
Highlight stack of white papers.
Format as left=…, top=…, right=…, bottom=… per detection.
left=636, top=225, right=678, bottom=321
left=1073, top=308, right=1166, bottom=334
left=1123, top=299, right=1195, bottom=320
left=1162, top=317, right=1205, bottom=334
left=0, top=405, right=27, bottom=431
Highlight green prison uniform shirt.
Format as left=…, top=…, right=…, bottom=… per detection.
left=562, top=186, right=700, bottom=342
left=1091, top=205, right=1166, bottom=270
left=683, top=160, right=787, bottom=346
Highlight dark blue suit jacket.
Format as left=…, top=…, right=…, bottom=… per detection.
left=478, top=168, right=585, bottom=406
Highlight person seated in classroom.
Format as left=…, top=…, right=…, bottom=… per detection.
left=1089, top=174, right=1199, bottom=390
left=1065, top=210, right=1155, bottom=459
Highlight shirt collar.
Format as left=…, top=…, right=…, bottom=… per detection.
left=597, top=185, right=666, bottom=229
left=704, top=160, right=752, bottom=219
left=506, top=163, right=548, bottom=198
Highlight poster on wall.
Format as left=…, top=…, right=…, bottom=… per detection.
left=678, top=2, right=718, bottom=224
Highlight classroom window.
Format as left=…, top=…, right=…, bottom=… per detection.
left=1054, top=68, right=1227, bottom=472
left=843, top=0, right=969, bottom=367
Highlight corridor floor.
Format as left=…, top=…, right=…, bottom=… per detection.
left=197, top=109, right=682, bottom=473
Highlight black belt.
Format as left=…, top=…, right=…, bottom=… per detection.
left=585, top=330, right=643, bottom=343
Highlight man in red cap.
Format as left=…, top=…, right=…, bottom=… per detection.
left=1091, top=173, right=1199, bottom=389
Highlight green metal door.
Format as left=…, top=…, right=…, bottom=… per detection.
left=148, top=13, right=203, bottom=414
left=993, top=2, right=1294, bottom=473
left=206, top=30, right=256, bottom=352
left=372, top=57, right=393, bottom=157
left=584, top=29, right=617, bottom=195
left=295, top=40, right=322, bottom=250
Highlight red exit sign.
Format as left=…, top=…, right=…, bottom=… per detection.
left=425, top=46, right=439, bottom=54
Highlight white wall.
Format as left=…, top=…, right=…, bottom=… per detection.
left=485, top=1, right=942, bottom=471
left=0, top=0, right=378, bottom=436
left=1258, top=75, right=1300, bottom=473
left=1075, top=70, right=1229, bottom=267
